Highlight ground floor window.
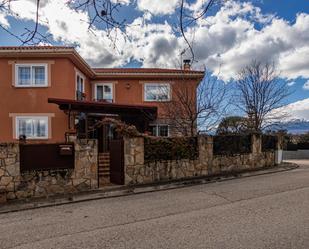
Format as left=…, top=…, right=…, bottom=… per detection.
left=16, top=116, right=49, bottom=139
left=149, top=124, right=169, bottom=137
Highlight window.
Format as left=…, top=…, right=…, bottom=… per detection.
left=95, top=83, right=113, bottom=102
left=16, top=116, right=48, bottom=139
left=144, top=83, right=170, bottom=101
left=150, top=125, right=169, bottom=137
left=15, top=64, right=48, bottom=87
left=76, top=74, right=85, bottom=100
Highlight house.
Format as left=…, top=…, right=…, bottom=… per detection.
left=0, top=46, right=204, bottom=149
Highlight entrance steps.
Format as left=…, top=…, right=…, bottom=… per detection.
left=98, top=152, right=110, bottom=187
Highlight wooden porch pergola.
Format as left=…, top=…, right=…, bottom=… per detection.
left=48, top=98, right=157, bottom=139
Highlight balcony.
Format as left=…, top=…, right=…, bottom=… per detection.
left=76, top=91, right=86, bottom=101
left=94, top=98, right=113, bottom=103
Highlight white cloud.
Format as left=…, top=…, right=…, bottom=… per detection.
left=126, top=18, right=181, bottom=67
left=4, top=0, right=131, bottom=67
left=287, top=81, right=296, bottom=87
left=9, top=0, right=38, bottom=20
left=187, top=4, right=309, bottom=81
left=303, top=80, right=309, bottom=90
left=1, top=0, right=309, bottom=81
left=137, top=0, right=180, bottom=15
left=0, top=12, right=9, bottom=28
left=111, top=0, right=130, bottom=5
left=278, top=98, right=309, bottom=121
left=279, top=46, right=309, bottom=80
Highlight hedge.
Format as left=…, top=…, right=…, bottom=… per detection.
left=213, top=135, right=252, bottom=155
left=262, top=135, right=277, bottom=152
left=144, top=137, right=198, bottom=162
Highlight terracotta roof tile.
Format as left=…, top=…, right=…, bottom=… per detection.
left=0, top=46, right=74, bottom=50
left=93, top=68, right=204, bottom=75
left=0, top=46, right=204, bottom=77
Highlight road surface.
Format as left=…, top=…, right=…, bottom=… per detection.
left=1, top=160, right=309, bottom=249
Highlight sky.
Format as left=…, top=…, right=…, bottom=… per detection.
left=0, top=0, right=308, bottom=121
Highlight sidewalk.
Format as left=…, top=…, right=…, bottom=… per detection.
left=0, top=162, right=298, bottom=214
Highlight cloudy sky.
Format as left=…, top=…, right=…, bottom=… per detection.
left=0, top=0, right=308, bottom=120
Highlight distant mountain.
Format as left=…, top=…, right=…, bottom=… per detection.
left=271, top=98, right=309, bottom=134
left=279, top=120, right=309, bottom=134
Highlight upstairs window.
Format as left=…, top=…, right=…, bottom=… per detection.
left=144, top=83, right=170, bottom=101
left=76, top=74, right=85, bottom=100
left=150, top=124, right=169, bottom=137
left=16, top=116, right=48, bottom=139
left=15, top=64, right=48, bottom=87
left=95, top=83, right=113, bottom=102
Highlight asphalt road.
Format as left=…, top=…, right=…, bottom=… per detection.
left=1, top=160, right=309, bottom=249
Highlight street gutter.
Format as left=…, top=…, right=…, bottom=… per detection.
left=0, top=163, right=298, bottom=214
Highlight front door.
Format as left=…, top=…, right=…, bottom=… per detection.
left=98, top=124, right=113, bottom=153
left=109, top=139, right=125, bottom=185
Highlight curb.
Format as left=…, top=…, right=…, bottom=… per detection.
left=0, top=163, right=298, bottom=214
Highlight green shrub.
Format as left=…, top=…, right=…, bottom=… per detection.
left=144, top=137, right=198, bottom=162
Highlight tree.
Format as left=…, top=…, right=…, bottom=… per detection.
left=216, top=116, right=249, bottom=135
left=235, top=61, right=290, bottom=133
left=160, top=71, right=229, bottom=136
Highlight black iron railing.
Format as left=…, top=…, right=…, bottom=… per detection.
left=76, top=90, right=85, bottom=101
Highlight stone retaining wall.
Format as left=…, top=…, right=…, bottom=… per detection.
left=124, top=135, right=277, bottom=185
left=0, top=140, right=98, bottom=201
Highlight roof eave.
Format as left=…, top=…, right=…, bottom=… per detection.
left=0, top=48, right=96, bottom=78
left=94, top=73, right=205, bottom=80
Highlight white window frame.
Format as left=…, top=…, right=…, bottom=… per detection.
left=150, top=124, right=170, bottom=137
left=15, top=63, right=48, bottom=87
left=144, top=83, right=171, bottom=102
left=94, top=83, right=114, bottom=102
left=15, top=116, right=49, bottom=139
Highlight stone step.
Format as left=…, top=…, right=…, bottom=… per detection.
left=98, top=168, right=110, bottom=172
left=99, top=177, right=111, bottom=187
left=98, top=167, right=109, bottom=171
left=98, top=160, right=110, bottom=163
left=99, top=154, right=110, bottom=157
left=98, top=153, right=110, bottom=183
left=99, top=171, right=110, bottom=175
left=99, top=173, right=110, bottom=177
left=98, top=164, right=110, bottom=168
left=98, top=161, right=110, bottom=164
left=99, top=153, right=110, bottom=157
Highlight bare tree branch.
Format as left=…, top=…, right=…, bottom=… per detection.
left=234, top=60, right=291, bottom=133
left=160, top=70, right=229, bottom=136
left=0, top=0, right=127, bottom=45
left=178, top=0, right=220, bottom=63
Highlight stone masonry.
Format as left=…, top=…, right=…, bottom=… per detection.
left=0, top=139, right=98, bottom=201
left=124, top=135, right=277, bottom=185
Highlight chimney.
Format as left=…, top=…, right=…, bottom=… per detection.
left=183, top=59, right=191, bottom=70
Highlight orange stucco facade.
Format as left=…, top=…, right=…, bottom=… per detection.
left=0, top=47, right=204, bottom=142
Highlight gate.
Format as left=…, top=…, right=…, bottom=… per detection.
left=20, top=143, right=75, bottom=172
left=109, top=139, right=124, bottom=185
